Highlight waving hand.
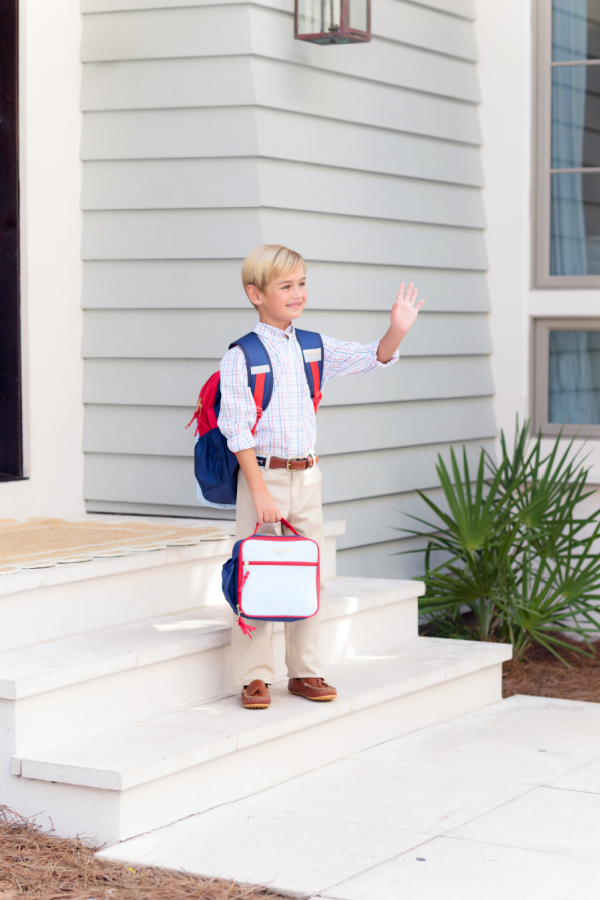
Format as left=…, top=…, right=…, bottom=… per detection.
left=377, top=282, right=424, bottom=363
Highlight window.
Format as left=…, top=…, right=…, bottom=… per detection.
left=534, top=319, right=600, bottom=436
left=0, top=0, right=22, bottom=479
left=534, top=0, right=600, bottom=286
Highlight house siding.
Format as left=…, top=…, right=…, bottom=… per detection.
left=80, top=0, right=494, bottom=576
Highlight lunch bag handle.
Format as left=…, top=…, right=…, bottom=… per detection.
left=252, top=517, right=300, bottom=536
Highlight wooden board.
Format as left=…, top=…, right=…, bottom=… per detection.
left=83, top=438, right=497, bottom=507
left=82, top=107, right=484, bottom=187
left=82, top=309, right=492, bottom=359
left=82, top=260, right=490, bottom=312
left=80, top=5, right=479, bottom=103
left=82, top=57, right=481, bottom=144
left=83, top=355, right=494, bottom=408
left=82, top=208, right=487, bottom=270
left=82, top=158, right=485, bottom=231
left=82, top=396, right=496, bottom=457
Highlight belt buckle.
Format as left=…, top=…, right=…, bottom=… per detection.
left=286, top=456, right=309, bottom=470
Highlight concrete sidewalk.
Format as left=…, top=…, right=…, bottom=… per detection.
left=99, top=694, right=600, bottom=899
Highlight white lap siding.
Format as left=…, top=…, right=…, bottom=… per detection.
left=80, top=0, right=494, bottom=576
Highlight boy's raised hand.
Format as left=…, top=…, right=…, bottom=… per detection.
left=376, top=282, right=424, bottom=363
left=391, top=282, right=424, bottom=335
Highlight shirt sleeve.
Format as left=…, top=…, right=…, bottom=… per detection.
left=321, top=334, right=399, bottom=384
left=217, top=346, right=256, bottom=453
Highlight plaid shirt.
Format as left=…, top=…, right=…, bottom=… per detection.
left=218, top=321, right=399, bottom=458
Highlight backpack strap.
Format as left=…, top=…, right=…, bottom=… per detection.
left=229, top=332, right=274, bottom=435
left=294, top=329, right=324, bottom=413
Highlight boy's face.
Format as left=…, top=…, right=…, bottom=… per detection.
left=247, top=265, right=307, bottom=329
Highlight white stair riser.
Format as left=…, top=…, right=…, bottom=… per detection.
left=6, top=599, right=418, bottom=754
left=0, top=703, right=16, bottom=773
left=0, top=764, right=120, bottom=848
left=311, top=598, right=418, bottom=672
left=0, top=556, right=229, bottom=653
left=0, top=537, right=339, bottom=654
left=4, top=665, right=502, bottom=846
left=321, top=535, right=337, bottom=582
left=5, top=647, right=233, bottom=755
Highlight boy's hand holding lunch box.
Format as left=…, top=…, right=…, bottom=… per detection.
left=235, top=447, right=282, bottom=525
left=250, top=485, right=281, bottom=525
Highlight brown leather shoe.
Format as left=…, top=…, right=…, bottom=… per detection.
left=241, top=679, right=271, bottom=709
left=288, top=677, right=337, bottom=702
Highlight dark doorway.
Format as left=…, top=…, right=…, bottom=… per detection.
left=0, top=0, right=22, bottom=479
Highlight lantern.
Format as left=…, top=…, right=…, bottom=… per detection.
left=295, top=0, right=371, bottom=44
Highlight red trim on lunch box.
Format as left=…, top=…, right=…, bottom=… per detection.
left=247, top=560, right=318, bottom=566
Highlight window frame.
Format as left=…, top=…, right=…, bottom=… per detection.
left=533, top=0, right=600, bottom=288
left=533, top=317, right=600, bottom=438
left=0, top=0, right=22, bottom=480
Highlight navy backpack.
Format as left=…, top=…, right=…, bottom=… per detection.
left=186, top=329, right=324, bottom=509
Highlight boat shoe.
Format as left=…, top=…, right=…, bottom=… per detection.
left=241, top=679, right=271, bottom=709
left=288, top=677, right=337, bottom=701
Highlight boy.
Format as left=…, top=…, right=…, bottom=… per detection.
left=218, top=245, right=423, bottom=709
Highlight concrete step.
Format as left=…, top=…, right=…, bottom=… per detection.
left=0, top=577, right=421, bottom=754
left=0, top=521, right=344, bottom=652
left=0, top=540, right=233, bottom=653
left=7, top=637, right=511, bottom=846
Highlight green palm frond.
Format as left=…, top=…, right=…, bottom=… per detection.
left=398, top=417, right=600, bottom=664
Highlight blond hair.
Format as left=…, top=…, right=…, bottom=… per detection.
left=241, top=244, right=305, bottom=295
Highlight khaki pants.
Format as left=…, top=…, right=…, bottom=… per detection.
left=232, top=462, right=324, bottom=686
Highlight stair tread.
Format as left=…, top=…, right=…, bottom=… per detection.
left=0, top=521, right=344, bottom=598
left=0, top=533, right=235, bottom=598
left=16, top=637, right=511, bottom=791
left=0, top=577, right=421, bottom=699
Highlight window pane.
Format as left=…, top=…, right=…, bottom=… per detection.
left=349, top=0, right=368, bottom=31
left=551, top=64, right=600, bottom=168
left=552, top=0, right=600, bottom=61
left=297, top=0, right=341, bottom=34
left=549, top=330, right=600, bottom=423
left=551, top=173, right=600, bottom=273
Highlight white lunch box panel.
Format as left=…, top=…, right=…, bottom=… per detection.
left=241, top=537, right=319, bottom=564
left=241, top=563, right=319, bottom=618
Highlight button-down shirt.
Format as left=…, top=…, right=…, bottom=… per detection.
left=218, top=321, right=399, bottom=458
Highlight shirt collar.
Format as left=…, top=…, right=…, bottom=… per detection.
left=253, top=321, right=295, bottom=341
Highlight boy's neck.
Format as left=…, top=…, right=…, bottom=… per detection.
left=257, top=311, right=294, bottom=331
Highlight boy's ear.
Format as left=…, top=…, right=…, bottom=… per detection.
left=246, top=284, right=262, bottom=308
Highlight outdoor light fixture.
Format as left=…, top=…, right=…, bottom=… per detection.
left=295, top=0, right=371, bottom=44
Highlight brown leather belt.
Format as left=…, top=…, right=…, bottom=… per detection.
left=257, top=455, right=318, bottom=471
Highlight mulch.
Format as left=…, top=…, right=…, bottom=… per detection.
left=503, top=638, right=600, bottom=703
left=0, top=807, right=286, bottom=900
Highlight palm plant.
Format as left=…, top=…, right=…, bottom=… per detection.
left=399, top=419, right=600, bottom=663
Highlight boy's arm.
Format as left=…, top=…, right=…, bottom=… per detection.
left=217, top=348, right=281, bottom=526
left=320, top=283, right=424, bottom=383
left=235, top=449, right=281, bottom=526
left=377, top=282, right=424, bottom=363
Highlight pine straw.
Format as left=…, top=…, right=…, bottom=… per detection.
left=503, top=638, right=600, bottom=703
left=0, top=807, right=287, bottom=900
